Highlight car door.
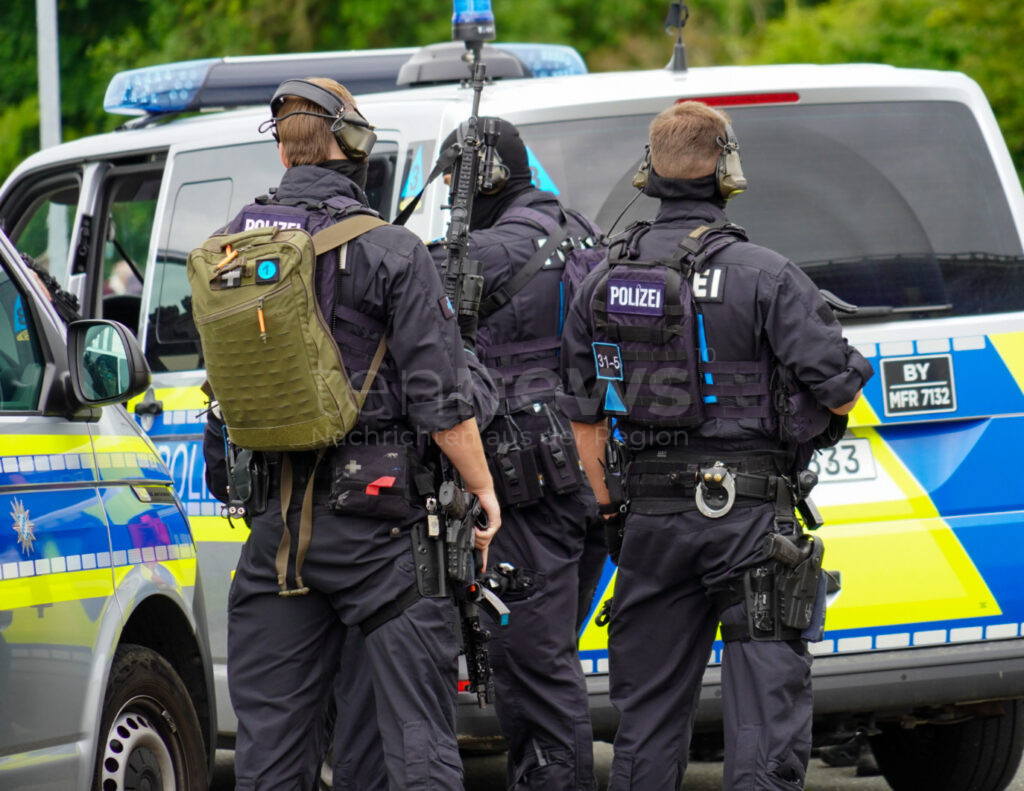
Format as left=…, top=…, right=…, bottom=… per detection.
left=0, top=240, right=113, bottom=786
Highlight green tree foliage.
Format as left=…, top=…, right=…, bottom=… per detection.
left=0, top=0, right=1021, bottom=183
left=747, top=0, right=1024, bottom=178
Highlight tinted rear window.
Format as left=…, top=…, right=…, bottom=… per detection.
left=522, top=101, right=1024, bottom=319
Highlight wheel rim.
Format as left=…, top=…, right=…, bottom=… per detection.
left=100, top=696, right=177, bottom=791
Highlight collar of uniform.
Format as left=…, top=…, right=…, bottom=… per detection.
left=275, top=164, right=369, bottom=207
left=654, top=197, right=728, bottom=226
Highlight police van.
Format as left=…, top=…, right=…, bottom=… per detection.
left=3, top=35, right=1024, bottom=791
left=0, top=230, right=215, bottom=788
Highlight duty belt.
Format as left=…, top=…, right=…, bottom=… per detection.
left=627, top=450, right=790, bottom=517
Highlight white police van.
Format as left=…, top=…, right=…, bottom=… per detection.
left=0, top=229, right=215, bottom=789
left=3, top=33, right=1024, bottom=791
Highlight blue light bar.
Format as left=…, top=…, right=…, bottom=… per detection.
left=498, top=44, right=588, bottom=78
left=104, top=59, right=218, bottom=115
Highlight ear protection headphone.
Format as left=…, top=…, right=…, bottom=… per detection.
left=632, top=118, right=748, bottom=200
left=456, top=120, right=510, bottom=195
left=263, top=79, right=377, bottom=161
left=715, top=122, right=747, bottom=200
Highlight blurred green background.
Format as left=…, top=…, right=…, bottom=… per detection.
left=2, top=0, right=1022, bottom=182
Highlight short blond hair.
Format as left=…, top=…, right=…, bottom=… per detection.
left=649, top=101, right=730, bottom=180
left=276, top=78, right=358, bottom=166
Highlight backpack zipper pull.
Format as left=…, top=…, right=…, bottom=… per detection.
left=257, top=297, right=267, bottom=342
left=216, top=244, right=239, bottom=270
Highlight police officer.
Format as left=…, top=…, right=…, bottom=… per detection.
left=327, top=348, right=502, bottom=790
left=426, top=117, right=602, bottom=791
left=559, top=101, right=874, bottom=790
left=206, top=77, right=500, bottom=790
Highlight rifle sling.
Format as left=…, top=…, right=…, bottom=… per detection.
left=478, top=219, right=570, bottom=319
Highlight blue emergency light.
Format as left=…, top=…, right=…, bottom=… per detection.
left=499, top=44, right=587, bottom=78
left=452, top=0, right=496, bottom=42
left=103, top=59, right=218, bottom=115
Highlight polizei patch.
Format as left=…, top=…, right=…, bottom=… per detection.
left=240, top=212, right=306, bottom=231
left=607, top=279, right=665, bottom=316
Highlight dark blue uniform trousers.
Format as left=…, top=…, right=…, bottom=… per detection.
left=228, top=484, right=464, bottom=791
left=329, top=494, right=601, bottom=791
left=607, top=504, right=812, bottom=791
left=486, top=486, right=598, bottom=791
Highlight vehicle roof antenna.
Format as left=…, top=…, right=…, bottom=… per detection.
left=665, top=2, right=689, bottom=73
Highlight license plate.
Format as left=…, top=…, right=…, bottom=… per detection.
left=808, top=438, right=876, bottom=482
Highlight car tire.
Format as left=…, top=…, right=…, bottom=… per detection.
left=94, top=644, right=208, bottom=791
left=869, top=699, right=1024, bottom=791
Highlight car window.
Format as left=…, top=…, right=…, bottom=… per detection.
left=99, top=170, right=162, bottom=336
left=521, top=101, right=1024, bottom=319
left=4, top=175, right=79, bottom=287
left=0, top=265, right=45, bottom=411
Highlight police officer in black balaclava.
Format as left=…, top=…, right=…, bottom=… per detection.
left=429, top=118, right=604, bottom=791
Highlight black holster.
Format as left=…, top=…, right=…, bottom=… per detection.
left=226, top=445, right=268, bottom=525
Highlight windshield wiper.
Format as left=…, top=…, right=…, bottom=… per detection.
left=839, top=302, right=954, bottom=320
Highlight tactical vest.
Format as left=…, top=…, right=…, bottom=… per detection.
left=476, top=205, right=602, bottom=403
left=590, top=220, right=775, bottom=428
left=188, top=197, right=386, bottom=451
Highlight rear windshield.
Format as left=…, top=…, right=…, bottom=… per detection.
left=522, top=101, right=1024, bottom=319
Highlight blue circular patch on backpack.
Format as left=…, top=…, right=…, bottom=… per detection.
left=258, top=260, right=277, bottom=280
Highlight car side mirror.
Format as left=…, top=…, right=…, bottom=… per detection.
left=67, top=319, right=151, bottom=406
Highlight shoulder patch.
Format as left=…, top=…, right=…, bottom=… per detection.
left=691, top=266, right=726, bottom=302
left=439, top=295, right=456, bottom=320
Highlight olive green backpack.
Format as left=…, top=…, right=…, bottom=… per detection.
left=187, top=215, right=387, bottom=452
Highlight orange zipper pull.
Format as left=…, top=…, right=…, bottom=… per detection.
left=217, top=244, right=239, bottom=269
left=257, top=297, right=267, bottom=342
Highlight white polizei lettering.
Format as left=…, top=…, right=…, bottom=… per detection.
left=244, top=218, right=303, bottom=230
left=709, top=268, right=723, bottom=298
left=612, top=285, right=662, bottom=308
left=692, top=271, right=708, bottom=298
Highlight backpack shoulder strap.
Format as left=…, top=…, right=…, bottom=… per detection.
left=497, top=206, right=561, bottom=235
left=478, top=215, right=570, bottom=320
left=312, top=214, right=388, bottom=256
left=672, top=220, right=748, bottom=271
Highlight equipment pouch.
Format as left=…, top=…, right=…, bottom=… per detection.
left=327, top=442, right=414, bottom=521
left=534, top=404, right=584, bottom=495
left=537, top=432, right=582, bottom=495
left=488, top=441, right=543, bottom=508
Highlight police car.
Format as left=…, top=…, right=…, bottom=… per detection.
left=0, top=230, right=215, bottom=788
left=3, top=31, right=1024, bottom=791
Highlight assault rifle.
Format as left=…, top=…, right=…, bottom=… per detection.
left=438, top=34, right=502, bottom=351
left=437, top=480, right=509, bottom=707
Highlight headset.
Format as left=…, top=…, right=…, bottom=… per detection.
left=632, top=119, right=748, bottom=200
left=261, top=78, right=377, bottom=161
left=456, top=120, right=510, bottom=194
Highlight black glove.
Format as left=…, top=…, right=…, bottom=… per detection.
left=603, top=511, right=625, bottom=565
left=458, top=311, right=479, bottom=354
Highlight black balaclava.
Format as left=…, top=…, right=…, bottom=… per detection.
left=441, top=117, right=534, bottom=230
left=643, top=167, right=725, bottom=208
